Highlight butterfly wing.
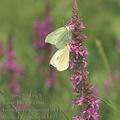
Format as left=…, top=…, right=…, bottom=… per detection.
left=56, top=30, right=72, bottom=49
left=56, top=46, right=69, bottom=71
left=50, top=45, right=69, bottom=71
left=45, top=27, right=67, bottom=45
left=45, top=27, right=72, bottom=49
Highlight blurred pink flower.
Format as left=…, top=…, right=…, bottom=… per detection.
left=3, top=35, right=23, bottom=96
left=4, top=50, right=23, bottom=75
left=0, top=41, right=4, bottom=57
left=33, top=12, right=57, bottom=89
left=14, top=103, right=29, bottom=112
left=117, top=38, right=120, bottom=54
left=45, top=69, right=57, bottom=88
left=35, top=56, right=44, bottom=64
left=10, top=75, right=21, bottom=96
left=33, top=16, right=53, bottom=49
left=104, top=72, right=118, bottom=95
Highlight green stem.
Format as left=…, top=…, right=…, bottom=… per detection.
left=96, top=40, right=111, bottom=74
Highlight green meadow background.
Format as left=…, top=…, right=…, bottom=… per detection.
left=0, top=0, right=120, bottom=119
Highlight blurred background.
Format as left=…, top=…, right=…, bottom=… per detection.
left=0, top=0, right=120, bottom=119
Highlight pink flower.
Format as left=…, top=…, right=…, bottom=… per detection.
left=33, top=16, right=53, bottom=49
left=10, top=77, right=21, bottom=96
left=4, top=50, right=23, bottom=75
left=45, top=70, right=57, bottom=88
left=69, top=1, right=100, bottom=119
left=69, top=40, right=88, bottom=58
left=68, top=19, right=76, bottom=31
left=117, top=39, right=120, bottom=54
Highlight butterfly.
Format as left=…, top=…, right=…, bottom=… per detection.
left=45, top=26, right=72, bottom=71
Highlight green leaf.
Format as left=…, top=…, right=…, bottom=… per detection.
left=45, top=27, right=72, bottom=49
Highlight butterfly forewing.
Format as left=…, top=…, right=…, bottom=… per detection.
left=56, top=30, right=72, bottom=49
left=45, top=27, right=67, bottom=45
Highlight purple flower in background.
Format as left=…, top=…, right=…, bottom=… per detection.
left=10, top=75, right=21, bottom=96
left=69, top=0, right=100, bottom=119
left=45, top=69, right=57, bottom=88
left=117, top=38, right=120, bottom=54
left=33, top=3, right=57, bottom=89
left=104, top=38, right=120, bottom=95
left=116, top=38, right=120, bottom=70
left=33, top=16, right=53, bottom=49
left=0, top=41, right=4, bottom=57
left=3, top=35, right=23, bottom=96
left=4, top=50, right=22, bottom=74
left=34, top=16, right=53, bottom=36
left=35, top=56, right=44, bottom=64
left=104, top=72, right=118, bottom=95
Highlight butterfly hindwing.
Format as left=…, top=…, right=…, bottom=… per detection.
left=50, top=45, right=69, bottom=71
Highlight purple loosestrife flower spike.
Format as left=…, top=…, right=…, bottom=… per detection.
left=4, top=35, right=23, bottom=96
left=69, top=0, right=100, bottom=119
left=4, top=36, right=22, bottom=75
left=33, top=1, right=57, bottom=88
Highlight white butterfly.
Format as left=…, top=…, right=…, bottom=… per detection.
left=50, top=45, right=70, bottom=71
